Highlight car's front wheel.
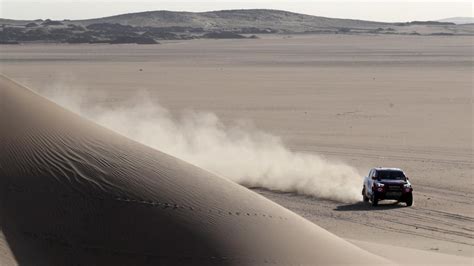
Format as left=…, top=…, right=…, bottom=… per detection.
left=371, top=194, right=378, bottom=207
left=405, top=193, right=413, bottom=207
left=362, top=187, right=369, bottom=202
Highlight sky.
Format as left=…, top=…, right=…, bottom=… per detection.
left=0, top=0, right=472, bottom=22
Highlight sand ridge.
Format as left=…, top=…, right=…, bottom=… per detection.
left=0, top=75, right=392, bottom=265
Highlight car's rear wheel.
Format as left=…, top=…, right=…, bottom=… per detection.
left=371, top=194, right=378, bottom=207
left=405, top=193, right=413, bottom=207
left=362, top=187, right=369, bottom=202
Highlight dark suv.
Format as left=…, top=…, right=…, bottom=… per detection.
left=362, top=168, right=413, bottom=206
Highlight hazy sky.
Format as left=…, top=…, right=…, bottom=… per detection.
left=1, top=0, right=472, bottom=22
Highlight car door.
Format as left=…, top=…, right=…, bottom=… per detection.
left=367, top=169, right=375, bottom=195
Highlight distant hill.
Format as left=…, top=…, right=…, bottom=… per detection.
left=438, top=17, right=474, bottom=25
left=73, top=9, right=388, bottom=32
left=1, top=9, right=473, bottom=44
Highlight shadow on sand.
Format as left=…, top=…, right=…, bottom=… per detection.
left=335, top=201, right=407, bottom=211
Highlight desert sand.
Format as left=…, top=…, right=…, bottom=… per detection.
left=0, top=74, right=393, bottom=265
left=0, top=34, right=473, bottom=265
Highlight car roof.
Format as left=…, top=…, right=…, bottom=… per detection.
left=373, top=167, right=404, bottom=171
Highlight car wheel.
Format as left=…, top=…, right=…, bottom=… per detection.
left=371, top=194, right=378, bottom=207
left=405, top=193, right=413, bottom=207
left=362, top=187, right=369, bottom=202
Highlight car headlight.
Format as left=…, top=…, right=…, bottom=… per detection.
left=403, top=183, right=412, bottom=192
left=375, top=183, right=385, bottom=187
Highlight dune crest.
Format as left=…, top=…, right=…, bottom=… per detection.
left=0, top=75, right=391, bottom=265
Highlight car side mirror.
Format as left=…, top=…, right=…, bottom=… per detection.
left=371, top=176, right=377, bottom=180
left=406, top=177, right=409, bottom=181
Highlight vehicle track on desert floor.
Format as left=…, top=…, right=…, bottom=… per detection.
left=254, top=187, right=474, bottom=257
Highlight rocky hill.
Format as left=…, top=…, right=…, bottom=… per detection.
left=1, top=9, right=472, bottom=44
left=74, top=9, right=388, bottom=32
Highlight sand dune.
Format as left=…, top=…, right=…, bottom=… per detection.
left=0, top=75, right=393, bottom=265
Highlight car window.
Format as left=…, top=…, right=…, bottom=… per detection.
left=370, top=169, right=375, bottom=177
left=376, top=170, right=406, bottom=180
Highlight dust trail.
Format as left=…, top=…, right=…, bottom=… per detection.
left=44, top=89, right=362, bottom=203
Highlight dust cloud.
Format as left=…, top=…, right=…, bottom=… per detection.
left=46, top=90, right=362, bottom=203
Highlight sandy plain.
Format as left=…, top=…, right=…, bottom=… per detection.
left=0, top=34, right=472, bottom=263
